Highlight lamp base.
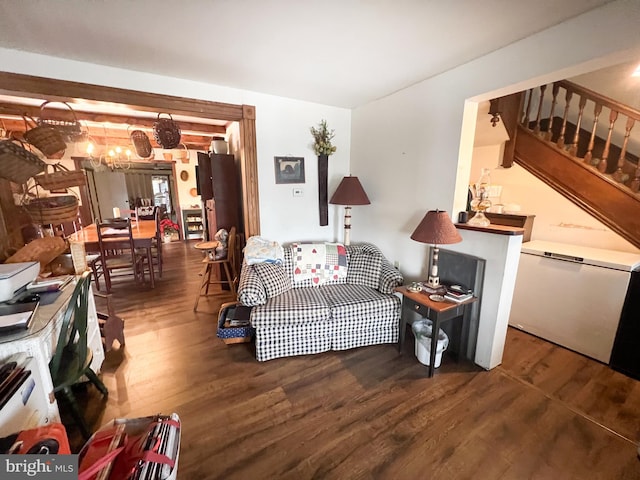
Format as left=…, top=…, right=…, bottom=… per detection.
left=424, top=277, right=446, bottom=294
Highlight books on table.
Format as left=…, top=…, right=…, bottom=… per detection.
left=444, top=286, right=474, bottom=303
left=26, top=275, right=73, bottom=293
left=0, top=300, right=39, bottom=331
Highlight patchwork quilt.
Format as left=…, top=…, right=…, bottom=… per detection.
left=292, top=242, right=348, bottom=285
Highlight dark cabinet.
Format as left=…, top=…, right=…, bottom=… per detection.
left=197, top=152, right=241, bottom=240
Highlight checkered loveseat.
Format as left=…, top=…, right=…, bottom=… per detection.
left=238, top=242, right=403, bottom=361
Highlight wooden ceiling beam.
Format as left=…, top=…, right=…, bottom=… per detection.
left=0, top=72, right=244, bottom=122
left=0, top=104, right=227, bottom=135
left=0, top=118, right=213, bottom=151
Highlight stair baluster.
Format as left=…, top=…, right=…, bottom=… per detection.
left=597, top=109, right=619, bottom=173
left=556, top=90, right=573, bottom=149
left=583, top=102, right=602, bottom=165
left=568, top=96, right=587, bottom=156
left=522, top=88, right=533, bottom=126
left=611, top=117, right=635, bottom=183
left=533, top=84, right=546, bottom=135
left=545, top=83, right=560, bottom=141
left=630, top=167, right=640, bottom=193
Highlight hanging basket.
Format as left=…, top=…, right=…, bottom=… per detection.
left=129, top=127, right=154, bottom=159
left=35, top=163, right=86, bottom=191
left=38, top=101, right=83, bottom=141
left=23, top=195, right=79, bottom=225
left=22, top=115, right=67, bottom=157
left=153, top=113, right=181, bottom=149
left=174, top=143, right=189, bottom=163
left=0, top=138, right=46, bottom=183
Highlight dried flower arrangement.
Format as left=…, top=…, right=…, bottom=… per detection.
left=310, top=119, right=337, bottom=156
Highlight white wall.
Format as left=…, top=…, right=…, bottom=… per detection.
left=471, top=145, right=639, bottom=253
left=351, top=0, right=640, bottom=275
left=0, top=48, right=351, bottom=244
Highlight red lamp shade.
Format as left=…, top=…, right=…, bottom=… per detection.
left=410, top=210, right=462, bottom=245
left=329, top=176, right=371, bottom=206
left=411, top=209, right=462, bottom=290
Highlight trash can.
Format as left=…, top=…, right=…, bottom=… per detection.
left=412, top=319, right=449, bottom=367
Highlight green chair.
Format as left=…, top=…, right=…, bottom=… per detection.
left=49, top=272, right=108, bottom=439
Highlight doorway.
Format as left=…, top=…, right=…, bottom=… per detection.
left=0, top=71, right=260, bottom=245
left=82, top=159, right=179, bottom=223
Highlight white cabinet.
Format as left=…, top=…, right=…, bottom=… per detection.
left=0, top=280, right=105, bottom=429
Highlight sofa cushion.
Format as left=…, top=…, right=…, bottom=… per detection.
left=253, top=262, right=291, bottom=298
left=320, top=284, right=401, bottom=350
left=238, top=262, right=267, bottom=306
left=254, top=322, right=332, bottom=361
left=346, top=244, right=382, bottom=289
left=250, top=287, right=331, bottom=328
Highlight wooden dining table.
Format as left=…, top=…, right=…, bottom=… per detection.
left=67, top=219, right=158, bottom=288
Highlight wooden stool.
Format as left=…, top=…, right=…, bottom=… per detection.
left=193, top=240, right=236, bottom=311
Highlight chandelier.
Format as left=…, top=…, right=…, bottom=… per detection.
left=86, top=138, right=132, bottom=170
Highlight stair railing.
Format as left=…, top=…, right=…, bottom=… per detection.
left=520, top=80, right=640, bottom=193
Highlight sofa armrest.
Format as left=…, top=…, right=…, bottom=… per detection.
left=237, top=261, right=267, bottom=306
left=378, top=259, right=404, bottom=294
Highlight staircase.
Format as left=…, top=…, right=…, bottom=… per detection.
left=498, top=81, right=640, bottom=249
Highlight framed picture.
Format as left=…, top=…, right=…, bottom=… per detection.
left=274, top=156, right=305, bottom=184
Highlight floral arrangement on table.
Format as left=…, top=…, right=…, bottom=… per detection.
left=159, top=217, right=180, bottom=241
left=310, top=119, right=337, bottom=156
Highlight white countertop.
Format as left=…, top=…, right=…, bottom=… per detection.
left=521, top=240, right=640, bottom=271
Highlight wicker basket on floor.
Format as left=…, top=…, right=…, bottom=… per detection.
left=23, top=195, right=79, bottom=225
left=35, top=163, right=86, bottom=190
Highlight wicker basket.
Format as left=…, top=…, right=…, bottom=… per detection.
left=129, top=128, right=153, bottom=159
left=38, top=101, right=83, bottom=141
left=0, top=139, right=46, bottom=183
left=24, top=195, right=79, bottom=225
left=22, top=115, right=67, bottom=157
left=35, top=163, right=86, bottom=190
left=153, top=113, right=181, bottom=149
left=174, top=143, right=189, bottom=163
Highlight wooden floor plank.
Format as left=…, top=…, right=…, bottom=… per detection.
left=62, top=241, right=640, bottom=479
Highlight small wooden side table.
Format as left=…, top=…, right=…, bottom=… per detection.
left=395, top=286, right=477, bottom=377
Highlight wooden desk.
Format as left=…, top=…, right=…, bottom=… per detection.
left=395, top=286, right=477, bottom=377
left=68, top=220, right=157, bottom=288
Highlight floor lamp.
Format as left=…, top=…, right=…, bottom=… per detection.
left=410, top=210, right=462, bottom=291
left=329, top=176, right=370, bottom=246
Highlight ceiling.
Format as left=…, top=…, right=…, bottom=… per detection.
left=0, top=0, right=614, bottom=109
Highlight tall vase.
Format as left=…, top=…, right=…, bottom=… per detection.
left=318, top=154, right=328, bottom=226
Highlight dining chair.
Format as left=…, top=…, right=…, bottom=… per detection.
left=194, top=226, right=238, bottom=311
left=93, top=217, right=147, bottom=293
left=49, top=272, right=108, bottom=439
left=93, top=289, right=125, bottom=352
left=150, top=207, right=163, bottom=278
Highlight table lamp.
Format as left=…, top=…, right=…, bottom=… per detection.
left=329, top=176, right=370, bottom=246
left=410, top=209, right=462, bottom=290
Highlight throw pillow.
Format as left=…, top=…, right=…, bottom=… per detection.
left=346, top=246, right=382, bottom=289
left=253, top=263, right=292, bottom=298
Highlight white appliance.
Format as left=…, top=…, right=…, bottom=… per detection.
left=509, top=240, right=640, bottom=363
left=0, top=353, right=51, bottom=437
left=0, top=262, right=39, bottom=302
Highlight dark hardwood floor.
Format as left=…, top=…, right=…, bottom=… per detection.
left=65, top=241, right=640, bottom=479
